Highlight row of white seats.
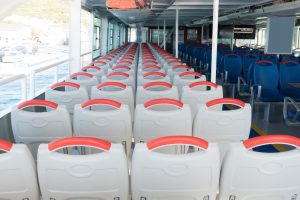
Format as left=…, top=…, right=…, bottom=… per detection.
left=1, top=135, right=300, bottom=200
left=11, top=97, right=251, bottom=159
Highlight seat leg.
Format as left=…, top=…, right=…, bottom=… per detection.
left=264, top=103, right=271, bottom=122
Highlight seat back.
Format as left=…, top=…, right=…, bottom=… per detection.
left=73, top=99, right=132, bottom=155
left=173, top=72, right=206, bottom=95
left=66, top=72, right=99, bottom=96
left=45, top=82, right=89, bottom=114
left=137, top=72, right=171, bottom=86
left=38, top=137, right=129, bottom=200
left=253, top=60, right=280, bottom=95
left=138, top=65, right=164, bottom=76
left=131, top=136, right=220, bottom=200
left=134, top=99, right=192, bottom=143
left=167, top=65, right=193, bottom=82
left=279, top=60, right=300, bottom=92
left=243, top=54, right=258, bottom=82
left=92, top=60, right=110, bottom=72
left=281, top=54, right=299, bottom=62
left=101, top=72, right=136, bottom=91
left=193, top=98, right=251, bottom=160
left=82, top=65, right=105, bottom=81
left=11, top=100, right=72, bottom=144
left=91, top=82, right=134, bottom=118
left=136, top=82, right=179, bottom=104
left=261, top=54, right=279, bottom=64
left=181, top=81, right=223, bottom=118
left=220, top=135, right=300, bottom=200
left=0, top=140, right=39, bottom=200
left=223, top=54, right=243, bottom=83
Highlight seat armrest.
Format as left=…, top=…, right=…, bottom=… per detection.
left=250, top=84, right=262, bottom=106
left=237, top=76, right=247, bottom=94
left=283, top=97, right=300, bottom=124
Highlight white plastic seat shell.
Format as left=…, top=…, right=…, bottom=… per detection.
left=0, top=140, right=39, bottom=200
left=73, top=99, right=132, bottom=155
left=220, top=135, right=300, bottom=200
left=131, top=136, right=220, bottom=200
left=66, top=72, right=99, bottom=96
left=37, top=137, right=129, bottom=200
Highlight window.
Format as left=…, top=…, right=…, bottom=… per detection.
left=108, top=22, right=114, bottom=51
left=93, top=17, right=101, bottom=51
left=187, top=29, right=198, bottom=40
left=81, top=9, right=92, bottom=53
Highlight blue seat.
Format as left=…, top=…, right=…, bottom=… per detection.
left=253, top=60, right=283, bottom=102
left=242, top=54, right=258, bottom=82
left=279, top=60, right=300, bottom=100
left=222, top=54, right=242, bottom=84
left=281, top=54, right=299, bottom=63
left=260, top=54, right=279, bottom=64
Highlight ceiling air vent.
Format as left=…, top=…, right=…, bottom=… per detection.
left=107, top=0, right=148, bottom=10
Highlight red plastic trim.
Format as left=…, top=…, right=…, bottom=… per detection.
left=255, top=60, right=273, bottom=65
left=144, top=98, right=183, bottom=108
left=112, top=65, right=131, bottom=70
left=106, top=72, right=130, bottom=78
left=81, top=99, right=121, bottom=109
left=189, top=81, right=218, bottom=88
left=147, top=136, right=208, bottom=150
left=0, top=139, right=13, bottom=152
left=82, top=66, right=101, bottom=71
left=172, top=65, right=191, bottom=70
left=117, top=61, right=133, bottom=65
left=70, top=72, right=93, bottom=79
left=96, top=82, right=126, bottom=89
left=93, top=60, right=107, bottom=65
left=143, top=72, right=166, bottom=78
left=280, top=60, right=298, bottom=65
left=142, top=65, right=161, bottom=70
left=18, top=100, right=58, bottom=110
left=244, top=54, right=257, bottom=57
left=48, top=137, right=111, bottom=151
left=167, top=60, right=180, bottom=65
left=179, top=71, right=203, bottom=77
left=206, top=98, right=245, bottom=108
left=243, top=135, right=300, bottom=149
left=51, top=82, right=81, bottom=89
left=144, top=81, right=172, bottom=89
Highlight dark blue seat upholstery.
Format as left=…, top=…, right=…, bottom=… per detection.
left=281, top=54, right=299, bottom=63
left=279, top=60, right=300, bottom=100
left=222, top=54, right=242, bottom=83
left=260, top=54, right=279, bottom=64
left=242, top=54, right=258, bottom=82
left=253, top=60, right=283, bottom=102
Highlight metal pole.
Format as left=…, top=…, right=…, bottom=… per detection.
left=157, top=25, right=160, bottom=46
left=175, top=9, right=179, bottom=58
left=210, top=0, right=219, bottom=83
left=69, top=0, right=81, bottom=74
left=163, top=20, right=166, bottom=50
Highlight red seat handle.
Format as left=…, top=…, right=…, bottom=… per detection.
left=93, top=60, right=107, bottom=65
left=144, top=82, right=172, bottom=89
left=143, top=72, right=166, bottom=78
left=280, top=60, right=298, bottom=65
left=18, top=100, right=58, bottom=109
left=206, top=98, right=245, bottom=108
left=48, top=137, right=111, bottom=151
left=256, top=60, right=273, bottom=65
left=81, top=99, right=121, bottom=109
left=172, top=65, right=191, bottom=70
left=82, top=66, right=101, bottom=71
left=107, top=72, right=130, bottom=78
left=70, top=72, right=93, bottom=79
left=179, top=71, right=203, bottom=77
left=112, top=66, right=131, bottom=70
left=0, top=139, right=13, bottom=152
left=97, top=82, right=126, bottom=89
left=144, top=98, right=183, bottom=108
left=142, top=65, right=161, bottom=70
left=243, top=135, right=300, bottom=149
left=51, top=82, right=80, bottom=89
left=189, top=81, right=218, bottom=88
left=147, top=136, right=208, bottom=150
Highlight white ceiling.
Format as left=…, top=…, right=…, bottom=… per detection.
left=86, top=0, right=300, bottom=26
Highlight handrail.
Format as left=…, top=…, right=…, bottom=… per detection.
left=0, top=51, right=93, bottom=117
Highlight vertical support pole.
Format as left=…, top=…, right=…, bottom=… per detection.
left=69, top=0, right=81, bottom=74
left=163, top=20, right=166, bottom=50
left=201, top=25, right=204, bottom=43
left=100, top=17, right=108, bottom=55
left=175, top=9, right=179, bottom=58
left=157, top=25, right=160, bottom=46
left=210, top=0, right=219, bottom=83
